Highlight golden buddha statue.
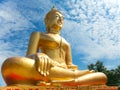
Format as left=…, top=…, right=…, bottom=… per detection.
left=1, top=7, right=107, bottom=86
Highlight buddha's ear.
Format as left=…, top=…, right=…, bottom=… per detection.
left=45, top=19, right=49, bottom=25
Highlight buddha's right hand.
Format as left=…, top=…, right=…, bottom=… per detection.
left=27, top=53, right=52, bottom=76
left=35, top=53, right=53, bottom=76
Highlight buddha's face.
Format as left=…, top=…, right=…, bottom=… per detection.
left=51, top=12, right=64, bottom=27
left=46, top=12, right=64, bottom=31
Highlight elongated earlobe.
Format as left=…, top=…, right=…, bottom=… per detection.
left=44, top=19, right=48, bottom=25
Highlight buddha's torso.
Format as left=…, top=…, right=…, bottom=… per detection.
left=39, top=33, right=69, bottom=65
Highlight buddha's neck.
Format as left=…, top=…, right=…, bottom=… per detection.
left=48, top=28, right=60, bottom=34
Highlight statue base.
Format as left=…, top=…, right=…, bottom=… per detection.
left=0, top=85, right=118, bottom=90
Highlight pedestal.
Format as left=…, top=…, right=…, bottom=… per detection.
left=0, top=85, right=118, bottom=90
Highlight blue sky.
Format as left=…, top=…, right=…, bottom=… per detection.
left=0, top=0, right=120, bottom=86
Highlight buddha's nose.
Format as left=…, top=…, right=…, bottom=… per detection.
left=58, top=18, right=62, bottom=24
left=59, top=18, right=62, bottom=22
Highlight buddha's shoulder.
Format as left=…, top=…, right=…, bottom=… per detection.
left=31, top=32, right=47, bottom=37
left=31, top=31, right=42, bottom=35
left=62, top=38, right=70, bottom=47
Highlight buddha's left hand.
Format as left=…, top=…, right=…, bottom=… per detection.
left=67, top=64, right=78, bottom=70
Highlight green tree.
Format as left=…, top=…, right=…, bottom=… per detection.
left=88, top=63, right=95, bottom=70
left=95, top=61, right=107, bottom=72
left=88, top=60, right=106, bottom=72
left=88, top=61, right=120, bottom=86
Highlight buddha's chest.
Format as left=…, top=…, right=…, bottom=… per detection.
left=39, top=33, right=66, bottom=49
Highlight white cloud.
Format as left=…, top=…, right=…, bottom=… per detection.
left=61, top=0, right=120, bottom=70
left=0, top=1, right=36, bottom=38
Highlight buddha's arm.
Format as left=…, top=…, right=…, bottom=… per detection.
left=26, top=32, right=40, bottom=56
left=26, top=32, right=50, bottom=76
left=65, top=43, right=78, bottom=70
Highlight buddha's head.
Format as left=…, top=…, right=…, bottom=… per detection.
left=44, top=7, right=64, bottom=33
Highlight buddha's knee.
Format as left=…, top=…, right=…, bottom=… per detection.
left=1, top=57, right=36, bottom=85
left=2, top=57, right=18, bottom=77
left=97, top=72, right=107, bottom=83
left=90, top=72, right=107, bottom=84
left=1, top=57, right=49, bottom=85
left=2, top=57, right=33, bottom=72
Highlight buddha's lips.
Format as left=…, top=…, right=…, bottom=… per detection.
left=57, top=20, right=62, bottom=25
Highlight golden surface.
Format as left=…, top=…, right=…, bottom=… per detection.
left=0, top=86, right=118, bottom=90
left=1, top=7, right=107, bottom=86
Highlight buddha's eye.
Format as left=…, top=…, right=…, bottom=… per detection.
left=55, top=14, right=64, bottom=20
left=56, top=15, right=59, bottom=17
left=56, top=15, right=59, bottom=19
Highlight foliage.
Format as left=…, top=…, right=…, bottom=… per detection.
left=88, top=61, right=120, bottom=86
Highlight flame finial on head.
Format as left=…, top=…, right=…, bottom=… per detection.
left=51, top=6, right=58, bottom=12
left=52, top=6, right=57, bottom=10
